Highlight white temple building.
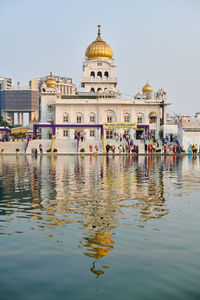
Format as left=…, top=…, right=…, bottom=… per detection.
left=178, top=113, right=200, bottom=148
left=40, top=25, right=170, bottom=142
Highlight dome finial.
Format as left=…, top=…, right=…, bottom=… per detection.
left=46, top=72, right=56, bottom=88
left=98, top=24, right=101, bottom=37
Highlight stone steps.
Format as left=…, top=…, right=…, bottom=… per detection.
left=0, top=139, right=163, bottom=154
left=26, top=139, right=52, bottom=154
left=0, top=141, right=26, bottom=153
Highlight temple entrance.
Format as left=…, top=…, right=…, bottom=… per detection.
left=74, top=130, right=85, bottom=141
left=136, top=130, right=143, bottom=140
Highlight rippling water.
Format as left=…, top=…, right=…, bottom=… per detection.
left=1, top=155, right=200, bottom=299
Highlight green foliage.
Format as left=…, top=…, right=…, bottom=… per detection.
left=0, top=116, right=9, bottom=128
left=80, top=148, right=85, bottom=152
left=16, top=148, right=20, bottom=152
left=46, top=148, right=52, bottom=153
left=1, top=149, right=4, bottom=153
left=0, top=116, right=22, bottom=129
left=53, top=148, right=57, bottom=152
left=156, top=149, right=161, bottom=152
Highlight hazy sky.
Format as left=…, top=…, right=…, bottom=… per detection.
left=1, top=0, right=200, bottom=116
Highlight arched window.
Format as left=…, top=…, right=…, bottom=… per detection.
left=90, top=87, right=95, bottom=92
left=63, top=112, right=69, bottom=123
left=90, top=71, right=95, bottom=78
left=90, top=113, right=95, bottom=123
left=76, top=113, right=83, bottom=123
left=149, top=112, right=157, bottom=124
left=104, top=88, right=107, bottom=91
left=124, top=113, right=130, bottom=122
left=97, top=88, right=102, bottom=92
left=104, top=71, right=109, bottom=78
left=97, top=71, right=102, bottom=78
left=137, top=113, right=144, bottom=124
left=106, top=110, right=115, bottom=123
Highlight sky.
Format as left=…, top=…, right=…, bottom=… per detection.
left=1, top=0, right=200, bottom=116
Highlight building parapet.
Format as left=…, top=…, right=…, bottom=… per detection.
left=81, top=77, right=118, bottom=83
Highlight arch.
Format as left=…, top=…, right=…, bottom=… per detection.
left=149, top=112, right=157, bottom=117
left=124, top=112, right=130, bottom=122
left=90, top=71, right=95, bottom=78
left=149, top=112, right=157, bottom=124
left=104, top=71, right=109, bottom=78
left=137, top=112, right=144, bottom=124
left=89, top=112, right=95, bottom=123
left=90, top=87, right=95, bottom=92
left=97, top=88, right=102, bottom=92
left=97, top=71, right=102, bottom=78
left=76, top=112, right=83, bottom=123
left=137, top=112, right=144, bottom=117
left=63, top=112, right=69, bottom=123
left=105, top=110, right=116, bottom=123
left=104, top=88, right=107, bottom=91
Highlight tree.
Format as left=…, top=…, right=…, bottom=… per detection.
left=0, top=116, right=9, bottom=127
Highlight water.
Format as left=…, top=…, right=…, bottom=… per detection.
left=0, top=155, right=200, bottom=300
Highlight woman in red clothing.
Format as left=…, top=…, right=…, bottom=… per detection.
left=148, top=144, right=151, bottom=153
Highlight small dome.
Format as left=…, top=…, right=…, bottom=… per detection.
left=142, top=83, right=153, bottom=94
left=46, top=72, right=56, bottom=88
left=85, top=25, right=113, bottom=61
left=134, top=92, right=141, bottom=99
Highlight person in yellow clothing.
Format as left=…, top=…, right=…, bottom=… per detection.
left=192, top=145, right=195, bottom=154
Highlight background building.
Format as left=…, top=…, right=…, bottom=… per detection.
left=178, top=113, right=200, bottom=148
left=29, top=74, right=76, bottom=95
left=0, top=77, right=13, bottom=90
left=0, top=88, right=39, bottom=125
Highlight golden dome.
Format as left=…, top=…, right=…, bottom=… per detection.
left=134, top=92, right=141, bottom=99
left=142, top=83, right=153, bottom=94
left=46, top=72, right=57, bottom=88
left=85, top=25, right=113, bottom=61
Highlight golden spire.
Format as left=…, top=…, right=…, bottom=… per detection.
left=46, top=72, right=57, bottom=88
left=98, top=24, right=101, bottom=36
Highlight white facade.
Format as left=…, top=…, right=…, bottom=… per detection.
left=40, top=27, right=169, bottom=141
left=40, top=84, right=60, bottom=139
left=81, top=59, right=117, bottom=92
left=40, top=91, right=168, bottom=141
left=178, top=114, right=200, bottom=148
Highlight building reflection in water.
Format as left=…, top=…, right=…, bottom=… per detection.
left=1, top=155, right=200, bottom=277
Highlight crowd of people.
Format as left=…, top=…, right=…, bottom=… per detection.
left=105, top=143, right=139, bottom=154
left=103, top=132, right=200, bottom=155
left=1, top=130, right=200, bottom=155
left=188, top=144, right=200, bottom=154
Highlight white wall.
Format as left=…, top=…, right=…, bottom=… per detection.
left=182, top=131, right=200, bottom=148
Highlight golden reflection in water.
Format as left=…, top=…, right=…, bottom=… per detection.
left=1, top=155, right=200, bottom=276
